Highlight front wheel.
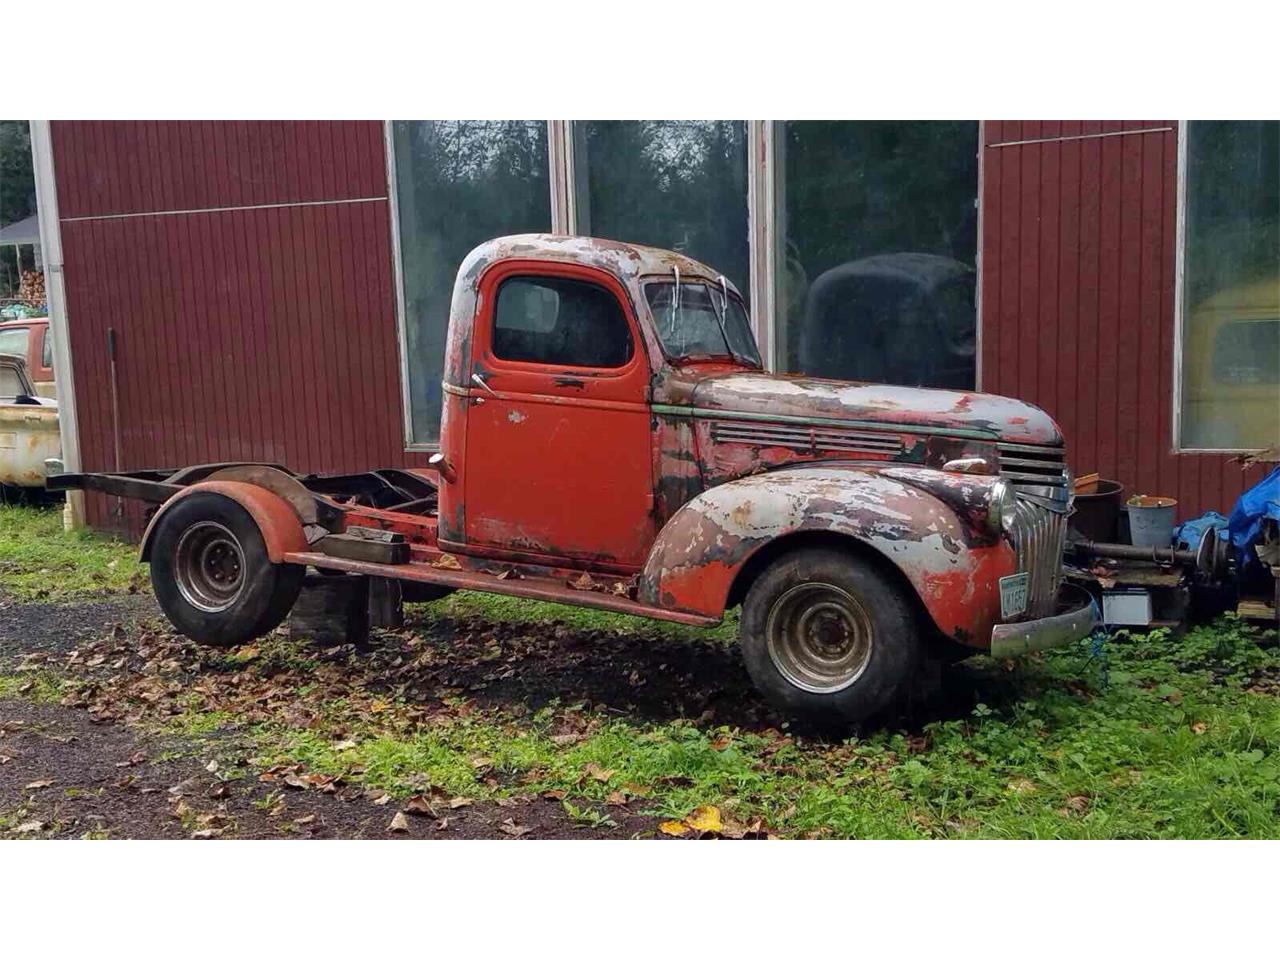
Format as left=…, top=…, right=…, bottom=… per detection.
left=740, top=547, right=921, bottom=727
left=149, top=492, right=304, bottom=647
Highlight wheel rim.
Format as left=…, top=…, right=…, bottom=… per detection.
left=765, top=582, right=874, bottom=694
left=173, top=521, right=245, bottom=613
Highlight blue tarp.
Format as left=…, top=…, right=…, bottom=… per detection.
left=1174, top=511, right=1230, bottom=551
left=1226, top=465, right=1280, bottom=574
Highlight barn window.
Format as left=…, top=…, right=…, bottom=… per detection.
left=1177, top=121, right=1280, bottom=451
left=570, top=121, right=750, bottom=303
left=388, top=121, right=552, bottom=446
left=771, top=121, right=979, bottom=391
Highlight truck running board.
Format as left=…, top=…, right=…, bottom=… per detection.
left=282, top=551, right=721, bottom=628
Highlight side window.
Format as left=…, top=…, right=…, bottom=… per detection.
left=41, top=328, right=53, bottom=369
left=493, top=276, right=633, bottom=369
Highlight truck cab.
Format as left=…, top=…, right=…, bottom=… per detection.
left=56, top=234, right=1096, bottom=726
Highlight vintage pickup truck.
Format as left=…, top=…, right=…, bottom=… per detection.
left=51, top=235, right=1096, bottom=725
left=1, top=353, right=60, bottom=490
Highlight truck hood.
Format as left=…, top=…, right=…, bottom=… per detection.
left=688, top=372, right=1061, bottom=445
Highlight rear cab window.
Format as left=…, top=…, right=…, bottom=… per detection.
left=0, top=327, right=30, bottom=361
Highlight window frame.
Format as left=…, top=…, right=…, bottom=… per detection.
left=473, top=259, right=646, bottom=384
left=1172, top=120, right=1279, bottom=454
left=491, top=273, right=637, bottom=371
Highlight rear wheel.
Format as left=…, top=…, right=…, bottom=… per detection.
left=740, top=547, right=921, bottom=727
left=150, top=492, right=303, bottom=647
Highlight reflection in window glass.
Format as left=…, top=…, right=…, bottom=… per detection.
left=1179, top=121, right=1280, bottom=450
left=775, top=121, right=979, bottom=389
left=0, top=327, right=29, bottom=359
left=494, top=276, right=633, bottom=368
left=0, top=365, right=23, bottom=399
left=572, top=121, right=750, bottom=301
left=392, top=121, right=551, bottom=443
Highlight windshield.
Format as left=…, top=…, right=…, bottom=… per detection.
left=645, top=281, right=761, bottom=367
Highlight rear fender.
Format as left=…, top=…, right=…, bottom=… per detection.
left=139, top=480, right=307, bottom=563
left=637, top=465, right=1016, bottom=647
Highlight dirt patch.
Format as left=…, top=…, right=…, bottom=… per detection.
left=0, top=594, right=158, bottom=663
left=0, top=699, right=657, bottom=839
left=397, top=612, right=783, bottom=729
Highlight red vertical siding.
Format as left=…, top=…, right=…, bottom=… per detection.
left=51, top=121, right=419, bottom=536
left=981, top=121, right=1264, bottom=520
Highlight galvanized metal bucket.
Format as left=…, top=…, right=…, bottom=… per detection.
left=1126, top=495, right=1177, bottom=548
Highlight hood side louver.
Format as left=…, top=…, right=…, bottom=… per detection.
left=710, top=420, right=904, bottom=457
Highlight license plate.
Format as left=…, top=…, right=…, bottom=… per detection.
left=999, top=573, right=1030, bottom=619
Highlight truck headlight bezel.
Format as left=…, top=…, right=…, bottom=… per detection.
left=987, top=479, right=1018, bottom=535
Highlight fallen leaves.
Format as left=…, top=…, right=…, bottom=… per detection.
left=659, top=805, right=773, bottom=839
left=402, top=795, right=437, bottom=816
left=499, top=818, right=532, bottom=838
left=431, top=553, right=462, bottom=571
left=23, top=778, right=54, bottom=790
left=684, top=805, right=722, bottom=833
left=387, top=811, right=411, bottom=833
left=15, top=820, right=45, bottom=835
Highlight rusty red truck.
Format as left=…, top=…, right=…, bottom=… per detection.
left=51, top=235, right=1096, bottom=725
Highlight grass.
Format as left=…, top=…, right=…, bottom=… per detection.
left=416, top=589, right=741, bottom=643
left=0, top=670, right=64, bottom=704
left=223, top=616, right=1278, bottom=839
left=0, top=503, right=144, bottom=601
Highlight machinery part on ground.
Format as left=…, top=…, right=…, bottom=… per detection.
left=148, top=491, right=304, bottom=647
left=1068, top=526, right=1230, bottom=580
left=739, top=547, right=921, bottom=727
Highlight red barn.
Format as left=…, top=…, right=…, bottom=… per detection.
left=28, top=120, right=1278, bottom=535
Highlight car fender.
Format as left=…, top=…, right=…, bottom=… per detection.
left=139, top=480, right=307, bottom=563
left=637, top=464, right=1016, bottom=647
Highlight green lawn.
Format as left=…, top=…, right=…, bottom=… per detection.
left=0, top=503, right=144, bottom=601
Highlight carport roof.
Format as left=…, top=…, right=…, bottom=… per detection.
left=0, top=215, right=40, bottom=247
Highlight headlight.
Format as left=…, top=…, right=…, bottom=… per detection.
left=986, top=479, right=1018, bottom=535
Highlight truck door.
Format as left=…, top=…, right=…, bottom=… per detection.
left=461, top=261, right=655, bottom=570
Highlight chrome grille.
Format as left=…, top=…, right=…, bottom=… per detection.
left=997, top=442, right=1069, bottom=495
left=710, top=420, right=903, bottom=457
left=1006, top=499, right=1068, bottom=618
left=999, top=441, right=1070, bottom=619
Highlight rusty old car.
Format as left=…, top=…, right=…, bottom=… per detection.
left=51, top=235, right=1096, bottom=725
left=2, top=353, right=60, bottom=491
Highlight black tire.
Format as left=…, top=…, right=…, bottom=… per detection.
left=149, top=492, right=304, bottom=647
left=740, top=547, right=921, bottom=727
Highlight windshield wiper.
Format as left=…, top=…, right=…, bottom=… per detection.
left=710, top=275, right=745, bottom=366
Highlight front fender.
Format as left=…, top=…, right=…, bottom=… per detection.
left=638, top=465, right=1016, bottom=647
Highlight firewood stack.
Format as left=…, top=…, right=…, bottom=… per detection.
left=18, top=270, right=46, bottom=309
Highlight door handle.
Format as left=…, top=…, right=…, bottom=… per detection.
left=471, top=372, right=499, bottom=398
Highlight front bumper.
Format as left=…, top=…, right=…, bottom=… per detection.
left=989, top=598, right=1097, bottom=658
